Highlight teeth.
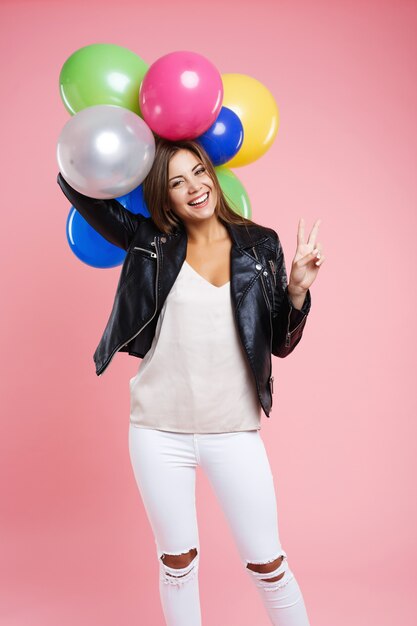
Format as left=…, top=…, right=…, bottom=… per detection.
left=188, top=192, right=209, bottom=206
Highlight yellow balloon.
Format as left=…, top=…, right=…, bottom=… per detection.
left=221, top=73, right=280, bottom=167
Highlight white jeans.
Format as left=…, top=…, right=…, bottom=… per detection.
left=128, top=425, right=311, bottom=626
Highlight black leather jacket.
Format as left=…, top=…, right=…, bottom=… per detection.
left=57, top=173, right=312, bottom=418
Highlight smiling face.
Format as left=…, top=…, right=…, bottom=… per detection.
left=167, top=149, right=218, bottom=224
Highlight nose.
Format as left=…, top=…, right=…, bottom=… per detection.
left=188, top=180, right=202, bottom=194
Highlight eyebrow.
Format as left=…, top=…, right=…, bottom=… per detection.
left=169, top=163, right=203, bottom=182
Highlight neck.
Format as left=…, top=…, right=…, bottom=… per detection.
left=183, top=214, right=228, bottom=245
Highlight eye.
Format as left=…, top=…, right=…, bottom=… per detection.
left=171, top=167, right=205, bottom=188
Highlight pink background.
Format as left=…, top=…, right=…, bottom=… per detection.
left=1, top=1, right=416, bottom=624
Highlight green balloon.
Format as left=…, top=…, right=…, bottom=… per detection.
left=215, top=166, right=252, bottom=219
left=59, top=43, right=149, bottom=116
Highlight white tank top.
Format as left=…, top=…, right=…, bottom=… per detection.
left=129, top=259, right=262, bottom=433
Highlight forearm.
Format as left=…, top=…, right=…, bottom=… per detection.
left=56, top=173, right=140, bottom=250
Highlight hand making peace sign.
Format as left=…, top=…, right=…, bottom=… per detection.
left=287, top=218, right=325, bottom=296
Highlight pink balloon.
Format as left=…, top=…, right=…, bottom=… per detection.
left=139, top=50, right=223, bottom=141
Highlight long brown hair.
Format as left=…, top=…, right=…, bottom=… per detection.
left=142, top=136, right=263, bottom=235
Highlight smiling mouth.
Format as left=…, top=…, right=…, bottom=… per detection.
left=188, top=191, right=209, bottom=207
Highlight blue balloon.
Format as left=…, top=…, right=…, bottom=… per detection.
left=196, top=107, right=244, bottom=166
left=66, top=184, right=150, bottom=268
left=117, top=184, right=150, bottom=217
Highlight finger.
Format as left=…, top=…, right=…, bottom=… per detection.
left=315, top=254, right=325, bottom=267
left=307, top=219, right=321, bottom=248
left=297, top=217, right=305, bottom=247
left=297, top=248, right=322, bottom=267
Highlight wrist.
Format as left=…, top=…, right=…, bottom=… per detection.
left=287, top=283, right=307, bottom=298
left=287, top=284, right=308, bottom=312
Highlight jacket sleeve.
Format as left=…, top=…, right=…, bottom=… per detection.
left=57, top=173, right=143, bottom=251
left=271, top=231, right=312, bottom=357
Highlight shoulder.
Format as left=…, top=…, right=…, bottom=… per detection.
left=248, top=222, right=281, bottom=250
left=259, top=224, right=279, bottom=241
left=248, top=223, right=285, bottom=260
left=241, top=220, right=278, bottom=239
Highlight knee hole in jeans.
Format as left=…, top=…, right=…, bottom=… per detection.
left=246, top=554, right=292, bottom=587
left=160, top=548, right=199, bottom=585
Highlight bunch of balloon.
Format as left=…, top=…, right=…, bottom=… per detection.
left=57, top=43, right=154, bottom=268
left=57, top=46, right=280, bottom=267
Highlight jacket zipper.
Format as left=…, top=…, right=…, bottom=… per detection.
left=252, top=246, right=274, bottom=412
left=268, top=259, right=277, bottom=286
left=133, top=246, right=157, bottom=258
left=284, top=307, right=307, bottom=347
left=98, top=237, right=160, bottom=376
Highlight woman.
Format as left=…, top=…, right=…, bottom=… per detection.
left=57, top=137, right=324, bottom=625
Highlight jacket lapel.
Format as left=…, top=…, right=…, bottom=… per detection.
left=166, top=220, right=270, bottom=309
left=225, top=222, right=270, bottom=309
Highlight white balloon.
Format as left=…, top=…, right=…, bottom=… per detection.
left=57, top=104, right=155, bottom=199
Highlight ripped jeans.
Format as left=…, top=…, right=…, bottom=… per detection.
left=128, top=425, right=311, bottom=626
